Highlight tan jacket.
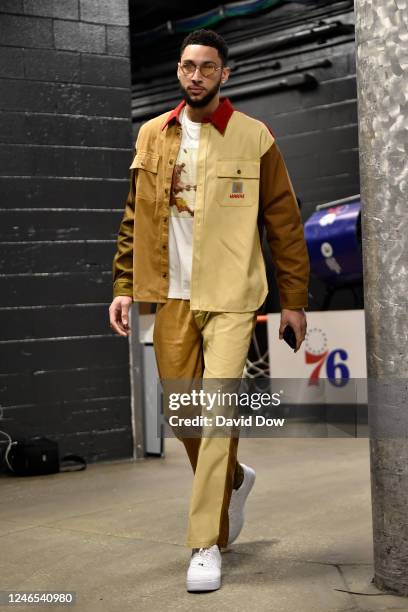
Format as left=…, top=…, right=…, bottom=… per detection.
left=112, top=97, right=310, bottom=312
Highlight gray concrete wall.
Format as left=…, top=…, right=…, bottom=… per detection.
left=0, top=0, right=135, bottom=463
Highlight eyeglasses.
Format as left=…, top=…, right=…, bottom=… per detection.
left=178, top=60, right=222, bottom=78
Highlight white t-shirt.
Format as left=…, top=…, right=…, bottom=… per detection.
left=167, top=107, right=201, bottom=299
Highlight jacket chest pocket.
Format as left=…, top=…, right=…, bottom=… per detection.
left=130, top=151, right=159, bottom=201
left=216, top=160, right=260, bottom=207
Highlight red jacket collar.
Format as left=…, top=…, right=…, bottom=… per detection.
left=161, top=97, right=234, bottom=134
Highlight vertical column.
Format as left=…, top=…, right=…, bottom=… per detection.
left=355, top=0, right=408, bottom=596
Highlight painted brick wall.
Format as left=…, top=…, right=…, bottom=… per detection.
left=0, top=0, right=135, bottom=464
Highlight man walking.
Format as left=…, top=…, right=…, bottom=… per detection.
left=109, top=29, right=309, bottom=592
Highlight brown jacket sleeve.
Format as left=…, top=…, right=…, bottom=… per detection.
left=259, top=141, right=310, bottom=310
left=112, top=167, right=136, bottom=299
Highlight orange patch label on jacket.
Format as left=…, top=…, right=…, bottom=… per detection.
left=229, top=181, right=245, bottom=199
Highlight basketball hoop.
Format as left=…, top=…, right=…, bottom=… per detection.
left=243, top=314, right=270, bottom=378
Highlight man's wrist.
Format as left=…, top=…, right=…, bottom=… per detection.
left=113, top=283, right=133, bottom=299
left=281, top=307, right=305, bottom=313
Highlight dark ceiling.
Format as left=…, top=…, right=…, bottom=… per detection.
left=129, top=0, right=352, bottom=72
left=130, top=0, right=233, bottom=33
left=130, top=0, right=343, bottom=33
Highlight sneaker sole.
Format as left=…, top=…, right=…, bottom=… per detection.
left=186, top=577, right=221, bottom=592
left=228, top=467, right=256, bottom=545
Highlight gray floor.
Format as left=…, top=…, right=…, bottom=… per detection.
left=1, top=437, right=407, bottom=612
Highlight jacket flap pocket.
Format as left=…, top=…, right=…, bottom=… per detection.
left=216, top=160, right=260, bottom=179
left=129, top=151, right=159, bottom=173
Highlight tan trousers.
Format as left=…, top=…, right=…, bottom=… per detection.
left=153, top=298, right=257, bottom=548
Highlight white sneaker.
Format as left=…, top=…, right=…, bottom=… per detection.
left=186, top=544, right=222, bottom=592
left=228, top=463, right=256, bottom=545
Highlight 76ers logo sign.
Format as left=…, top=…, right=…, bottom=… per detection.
left=304, top=328, right=349, bottom=387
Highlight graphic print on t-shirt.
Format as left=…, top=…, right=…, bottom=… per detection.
left=170, top=148, right=198, bottom=217
left=167, top=107, right=200, bottom=299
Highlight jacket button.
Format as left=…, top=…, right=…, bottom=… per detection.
left=237, top=169, right=241, bottom=174
left=165, top=188, right=169, bottom=195
left=162, top=244, right=167, bottom=249
left=162, top=272, right=167, bottom=278
left=163, top=216, right=168, bottom=223
left=169, top=159, right=174, bottom=165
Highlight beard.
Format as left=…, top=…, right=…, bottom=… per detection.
left=179, top=76, right=222, bottom=108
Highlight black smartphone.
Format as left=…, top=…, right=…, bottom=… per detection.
left=283, top=325, right=297, bottom=350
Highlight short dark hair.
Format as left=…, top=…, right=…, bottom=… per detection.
left=180, top=29, right=229, bottom=65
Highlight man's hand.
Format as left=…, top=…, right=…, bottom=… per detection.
left=109, top=296, right=133, bottom=337
left=279, top=308, right=307, bottom=353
